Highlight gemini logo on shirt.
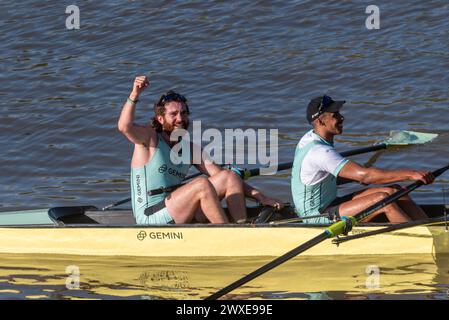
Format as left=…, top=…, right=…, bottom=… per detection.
left=136, top=174, right=143, bottom=203
left=157, top=165, right=187, bottom=180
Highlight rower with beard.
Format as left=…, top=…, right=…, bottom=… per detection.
left=118, top=76, right=283, bottom=225
left=291, top=95, right=434, bottom=224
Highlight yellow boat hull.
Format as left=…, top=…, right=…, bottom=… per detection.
left=0, top=224, right=448, bottom=257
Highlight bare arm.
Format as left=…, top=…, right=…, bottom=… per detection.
left=242, top=182, right=268, bottom=201
left=339, top=160, right=434, bottom=185
left=118, top=76, right=155, bottom=146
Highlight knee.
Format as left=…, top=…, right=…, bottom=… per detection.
left=194, top=177, right=212, bottom=189
left=227, top=170, right=243, bottom=185
left=220, top=170, right=243, bottom=194
left=194, top=177, right=215, bottom=196
left=214, top=169, right=243, bottom=188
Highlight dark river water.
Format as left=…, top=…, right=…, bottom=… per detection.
left=0, top=0, right=448, bottom=300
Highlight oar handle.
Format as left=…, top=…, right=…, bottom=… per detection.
left=269, top=213, right=331, bottom=225
left=102, top=198, right=131, bottom=211
left=340, top=143, right=387, bottom=157
left=245, top=162, right=292, bottom=177
left=354, top=164, right=449, bottom=224
left=148, top=183, right=187, bottom=196
left=245, top=144, right=388, bottom=178
left=147, top=166, right=229, bottom=196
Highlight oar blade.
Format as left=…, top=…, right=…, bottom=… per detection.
left=386, top=130, right=438, bottom=145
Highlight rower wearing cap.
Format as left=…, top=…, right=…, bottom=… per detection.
left=118, top=75, right=283, bottom=225
left=291, top=95, right=434, bottom=224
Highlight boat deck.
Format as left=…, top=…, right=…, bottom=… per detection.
left=0, top=204, right=446, bottom=228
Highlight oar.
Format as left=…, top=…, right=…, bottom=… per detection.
left=145, top=130, right=438, bottom=196
left=268, top=213, right=331, bottom=225
left=269, top=192, right=358, bottom=225
left=102, top=130, right=437, bottom=210
left=245, top=130, right=438, bottom=178
left=206, top=164, right=449, bottom=300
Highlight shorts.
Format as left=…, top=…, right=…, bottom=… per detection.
left=295, top=204, right=340, bottom=225
left=134, top=199, right=175, bottom=225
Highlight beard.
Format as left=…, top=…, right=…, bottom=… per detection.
left=162, top=120, right=189, bottom=133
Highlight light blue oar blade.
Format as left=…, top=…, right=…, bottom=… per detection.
left=386, top=130, right=438, bottom=145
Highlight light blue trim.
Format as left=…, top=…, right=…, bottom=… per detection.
left=135, top=206, right=174, bottom=225
left=333, top=158, right=349, bottom=177
left=0, top=209, right=55, bottom=226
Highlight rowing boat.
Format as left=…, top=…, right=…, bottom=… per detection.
left=0, top=204, right=448, bottom=257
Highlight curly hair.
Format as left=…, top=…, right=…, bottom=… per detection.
left=151, top=90, right=190, bottom=132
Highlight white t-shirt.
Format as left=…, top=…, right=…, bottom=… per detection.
left=298, top=130, right=348, bottom=185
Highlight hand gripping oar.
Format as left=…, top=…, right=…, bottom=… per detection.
left=206, top=164, right=449, bottom=300
left=102, top=130, right=437, bottom=210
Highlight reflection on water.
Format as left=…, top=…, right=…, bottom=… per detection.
left=0, top=253, right=448, bottom=300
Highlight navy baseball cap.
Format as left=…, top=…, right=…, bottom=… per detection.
left=306, top=95, right=345, bottom=124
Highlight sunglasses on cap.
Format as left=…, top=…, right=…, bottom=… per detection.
left=157, top=91, right=190, bottom=115
left=159, top=92, right=187, bottom=105
left=310, top=95, right=334, bottom=120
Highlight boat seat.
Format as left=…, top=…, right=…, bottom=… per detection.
left=48, top=206, right=136, bottom=225
left=84, top=209, right=136, bottom=225
left=48, top=206, right=100, bottom=225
